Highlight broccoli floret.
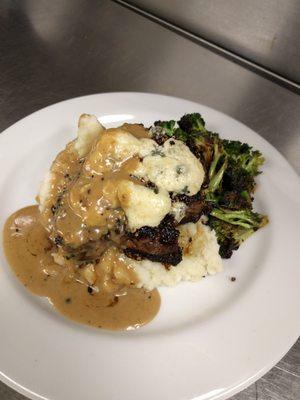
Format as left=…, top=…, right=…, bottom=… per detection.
left=154, top=120, right=176, bottom=137
left=215, top=157, right=256, bottom=210
left=173, top=127, right=188, bottom=141
left=208, top=217, right=239, bottom=258
left=178, top=113, right=207, bottom=134
left=208, top=209, right=268, bottom=258
left=222, top=159, right=255, bottom=194
left=153, top=113, right=210, bottom=143
left=150, top=113, right=268, bottom=259
left=218, top=190, right=252, bottom=210
left=207, top=143, right=227, bottom=193
left=170, top=117, right=262, bottom=214
left=223, top=139, right=264, bottom=176
left=152, top=121, right=188, bottom=143
left=205, top=154, right=255, bottom=210
left=208, top=217, right=252, bottom=258
left=210, top=208, right=268, bottom=229
left=244, top=150, right=265, bottom=176
left=189, top=131, right=221, bottom=175
left=223, top=140, right=250, bottom=156
left=197, top=138, right=227, bottom=203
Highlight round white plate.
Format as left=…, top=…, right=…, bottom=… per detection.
left=0, top=93, right=299, bottom=400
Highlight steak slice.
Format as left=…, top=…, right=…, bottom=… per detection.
left=123, top=215, right=182, bottom=266
left=175, top=191, right=212, bottom=224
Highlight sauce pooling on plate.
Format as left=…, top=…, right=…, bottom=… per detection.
left=3, top=122, right=163, bottom=330
left=3, top=207, right=160, bottom=330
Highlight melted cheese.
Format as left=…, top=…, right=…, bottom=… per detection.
left=118, top=180, right=171, bottom=230
left=39, top=116, right=205, bottom=235
left=135, top=139, right=205, bottom=195
left=108, top=129, right=141, bottom=161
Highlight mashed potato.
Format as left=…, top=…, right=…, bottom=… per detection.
left=130, top=219, right=222, bottom=290
left=40, top=114, right=222, bottom=290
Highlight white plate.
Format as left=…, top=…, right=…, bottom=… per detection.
left=0, top=93, right=299, bottom=400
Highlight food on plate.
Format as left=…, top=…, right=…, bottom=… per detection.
left=3, top=113, right=268, bottom=330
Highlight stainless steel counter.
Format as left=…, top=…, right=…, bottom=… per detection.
left=0, top=1, right=299, bottom=399
left=124, top=0, right=300, bottom=84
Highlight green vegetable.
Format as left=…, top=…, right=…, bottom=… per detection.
left=223, top=139, right=265, bottom=177
left=210, top=208, right=268, bottom=229
left=207, top=143, right=227, bottom=193
left=150, top=113, right=268, bottom=258
left=178, top=113, right=207, bottom=134
left=154, top=120, right=176, bottom=137
left=208, top=210, right=268, bottom=258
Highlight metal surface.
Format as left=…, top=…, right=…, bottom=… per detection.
left=115, top=0, right=300, bottom=94
left=0, top=1, right=299, bottom=399
left=124, top=0, right=300, bottom=85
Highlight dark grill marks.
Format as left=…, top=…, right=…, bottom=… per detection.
left=124, top=215, right=182, bottom=266
left=174, top=191, right=212, bottom=224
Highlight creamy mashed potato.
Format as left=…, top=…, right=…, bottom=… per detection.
left=131, top=219, right=222, bottom=290
left=39, top=114, right=222, bottom=290
left=39, top=115, right=205, bottom=231
left=75, top=113, right=104, bottom=157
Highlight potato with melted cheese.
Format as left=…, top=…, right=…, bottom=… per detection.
left=38, top=114, right=222, bottom=292
left=118, top=181, right=171, bottom=230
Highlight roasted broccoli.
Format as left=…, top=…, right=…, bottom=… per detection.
left=150, top=113, right=268, bottom=258
left=154, top=120, right=176, bottom=137
left=223, top=139, right=264, bottom=177
left=203, top=144, right=256, bottom=210
left=178, top=113, right=207, bottom=135
left=216, top=158, right=255, bottom=210
left=208, top=209, right=268, bottom=258
left=222, top=160, right=255, bottom=194
left=153, top=113, right=213, bottom=145
left=218, top=190, right=252, bottom=210
left=207, top=143, right=227, bottom=193
left=187, top=131, right=219, bottom=173
left=153, top=120, right=188, bottom=142
left=210, top=208, right=268, bottom=229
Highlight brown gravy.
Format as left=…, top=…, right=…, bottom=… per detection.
left=40, top=124, right=149, bottom=252
left=121, top=123, right=150, bottom=139
left=3, top=206, right=160, bottom=330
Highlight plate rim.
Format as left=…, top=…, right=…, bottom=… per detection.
left=0, top=92, right=299, bottom=400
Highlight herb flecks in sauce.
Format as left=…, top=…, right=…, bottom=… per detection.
left=3, top=123, right=160, bottom=331
left=4, top=206, right=160, bottom=330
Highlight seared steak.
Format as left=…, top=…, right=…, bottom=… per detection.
left=124, top=215, right=182, bottom=265
left=174, top=191, right=212, bottom=224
